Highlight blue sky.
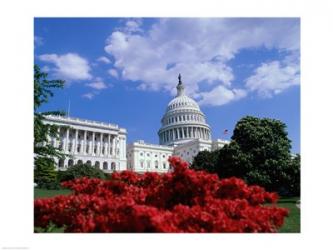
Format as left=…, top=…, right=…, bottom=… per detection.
left=34, top=18, right=300, bottom=153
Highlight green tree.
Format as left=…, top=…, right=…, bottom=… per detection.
left=283, top=154, right=300, bottom=196
left=34, top=65, right=66, bottom=187
left=191, top=150, right=219, bottom=173
left=217, top=116, right=298, bottom=194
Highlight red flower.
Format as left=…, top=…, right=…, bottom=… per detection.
left=34, top=156, right=288, bottom=233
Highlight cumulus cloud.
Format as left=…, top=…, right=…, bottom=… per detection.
left=245, top=60, right=300, bottom=97
left=39, top=53, right=92, bottom=81
left=123, top=19, right=143, bottom=33
left=104, top=18, right=299, bottom=106
left=86, top=80, right=108, bottom=90
left=34, top=36, right=44, bottom=47
left=108, top=68, right=119, bottom=78
left=97, top=56, right=111, bottom=64
left=82, top=93, right=95, bottom=100
left=198, top=86, right=247, bottom=106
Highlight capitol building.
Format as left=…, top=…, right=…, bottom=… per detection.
left=45, top=75, right=228, bottom=173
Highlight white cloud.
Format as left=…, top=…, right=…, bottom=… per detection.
left=108, top=68, right=119, bottom=78
left=245, top=60, right=300, bottom=97
left=124, top=19, right=143, bottom=33
left=34, top=36, right=43, bottom=47
left=39, top=53, right=92, bottom=81
left=82, top=93, right=95, bottom=100
left=86, top=79, right=109, bottom=90
left=97, top=56, right=111, bottom=64
left=198, top=85, right=247, bottom=106
left=41, top=65, right=50, bottom=72
left=104, top=18, right=299, bottom=106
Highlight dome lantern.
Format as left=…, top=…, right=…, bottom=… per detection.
left=176, top=73, right=185, bottom=97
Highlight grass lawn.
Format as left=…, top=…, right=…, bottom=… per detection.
left=34, top=188, right=72, bottom=199
left=276, top=197, right=300, bottom=233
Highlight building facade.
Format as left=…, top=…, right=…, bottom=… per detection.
left=42, top=74, right=228, bottom=173
left=44, top=115, right=127, bottom=172
left=126, top=140, right=173, bottom=173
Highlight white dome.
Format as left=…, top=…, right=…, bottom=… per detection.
left=158, top=74, right=211, bottom=146
left=166, top=95, right=200, bottom=113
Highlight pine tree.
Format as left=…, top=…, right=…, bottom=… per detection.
left=34, top=65, right=66, bottom=187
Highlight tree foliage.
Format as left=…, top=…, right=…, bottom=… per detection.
left=217, top=116, right=298, bottom=195
left=190, top=150, right=219, bottom=173
left=191, top=116, right=300, bottom=196
left=34, top=65, right=66, bottom=187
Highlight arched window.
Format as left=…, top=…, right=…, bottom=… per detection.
left=68, top=159, right=74, bottom=167
left=163, top=162, right=166, bottom=169
left=77, top=160, right=83, bottom=165
left=140, top=161, right=144, bottom=168
left=103, top=162, right=108, bottom=170
left=147, top=161, right=151, bottom=168
left=155, top=161, right=158, bottom=169
left=94, top=161, right=100, bottom=169
left=86, top=145, right=89, bottom=154
left=58, top=159, right=64, bottom=168
left=86, top=160, right=92, bottom=166
left=111, top=162, right=116, bottom=170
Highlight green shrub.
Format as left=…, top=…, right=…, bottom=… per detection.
left=58, top=163, right=106, bottom=182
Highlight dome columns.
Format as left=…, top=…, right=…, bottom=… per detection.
left=159, top=126, right=211, bottom=145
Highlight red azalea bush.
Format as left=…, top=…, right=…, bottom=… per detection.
left=34, top=156, right=288, bottom=233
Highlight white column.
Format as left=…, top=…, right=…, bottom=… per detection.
left=107, top=134, right=111, bottom=156
left=99, top=133, right=103, bottom=156
left=83, top=130, right=87, bottom=155
left=74, top=129, right=78, bottom=154
left=64, top=128, right=69, bottom=152
left=92, top=131, right=95, bottom=155
left=55, top=127, right=60, bottom=148
left=112, top=135, right=116, bottom=156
